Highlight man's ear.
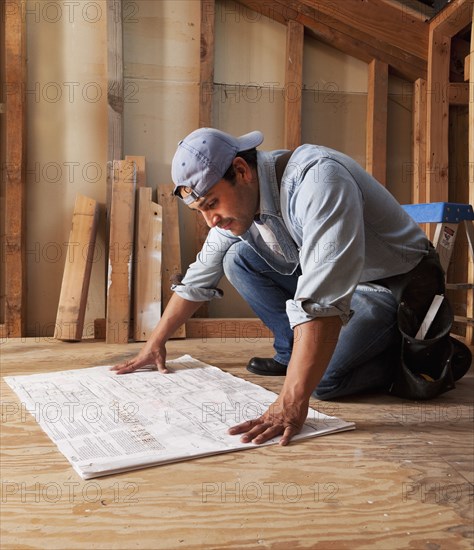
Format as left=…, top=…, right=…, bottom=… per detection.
left=233, top=157, right=252, bottom=182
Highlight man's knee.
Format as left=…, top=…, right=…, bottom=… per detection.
left=222, top=241, right=255, bottom=281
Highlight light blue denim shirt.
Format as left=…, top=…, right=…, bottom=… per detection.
left=172, top=144, right=430, bottom=327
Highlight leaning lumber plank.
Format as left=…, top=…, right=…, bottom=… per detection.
left=54, top=195, right=99, bottom=341
left=124, top=155, right=146, bottom=337
left=125, top=155, right=146, bottom=187
left=134, top=187, right=163, bottom=341
left=157, top=184, right=186, bottom=338
left=106, top=160, right=136, bottom=344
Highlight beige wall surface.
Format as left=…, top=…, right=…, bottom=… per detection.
left=24, top=0, right=415, bottom=334
left=123, top=0, right=201, bottom=183
left=123, top=0, right=202, bottom=317
left=24, top=0, right=202, bottom=336
left=25, top=0, right=108, bottom=337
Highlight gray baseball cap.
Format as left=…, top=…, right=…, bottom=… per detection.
left=171, top=127, right=264, bottom=204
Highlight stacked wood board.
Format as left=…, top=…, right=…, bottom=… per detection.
left=54, top=156, right=185, bottom=344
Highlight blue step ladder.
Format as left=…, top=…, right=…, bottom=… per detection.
left=402, top=202, right=474, bottom=340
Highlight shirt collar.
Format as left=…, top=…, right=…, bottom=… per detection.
left=256, top=150, right=289, bottom=219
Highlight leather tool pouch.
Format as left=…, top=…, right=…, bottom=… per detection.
left=390, top=298, right=455, bottom=399
left=376, top=247, right=471, bottom=400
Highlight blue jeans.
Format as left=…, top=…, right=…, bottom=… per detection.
left=223, top=241, right=400, bottom=400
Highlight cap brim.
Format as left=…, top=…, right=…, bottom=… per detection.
left=236, top=130, right=264, bottom=152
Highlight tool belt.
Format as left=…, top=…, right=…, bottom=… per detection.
left=374, top=247, right=471, bottom=400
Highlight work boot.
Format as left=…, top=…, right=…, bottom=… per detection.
left=246, top=357, right=287, bottom=376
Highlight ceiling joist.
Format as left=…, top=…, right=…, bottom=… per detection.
left=236, top=0, right=429, bottom=81
left=430, top=0, right=473, bottom=36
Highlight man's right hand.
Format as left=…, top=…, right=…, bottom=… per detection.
left=110, top=294, right=205, bottom=376
left=111, top=343, right=169, bottom=375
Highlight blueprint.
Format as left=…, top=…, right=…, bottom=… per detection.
left=4, top=355, right=355, bottom=479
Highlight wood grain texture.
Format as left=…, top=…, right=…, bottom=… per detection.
left=236, top=0, right=427, bottom=81
left=133, top=188, right=162, bottom=342
left=156, top=184, right=185, bottom=338
left=413, top=78, right=427, bottom=206
left=426, top=29, right=451, bottom=206
left=284, top=20, right=304, bottom=150
left=468, top=11, right=474, bottom=344
left=106, top=0, right=124, bottom=258
left=125, top=155, right=146, bottom=188
left=300, top=0, right=428, bottom=61
left=186, top=318, right=273, bottom=340
left=199, top=0, right=215, bottom=129
left=195, top=0, right=216, bottom=318
left=107, top=0, right=123, bottom=163
left=106, top=160, right=136, bottom=344
left=366, top=59, right=388, bottom=186
left=0, top=337, right=472, bottom=549
left=448, top=82, right=469, bottom=104
left=54, top=195, right=99, bottom=341
left=1, top=0, right=26, bottom=337
left=430, top=0, right=472, bottom=38
left=447, top=107, right=470, bottom=339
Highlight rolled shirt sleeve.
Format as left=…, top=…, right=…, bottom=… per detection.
left=172, top=226, right=239, bottom=302
left=285, top=157, right=365, bottom=328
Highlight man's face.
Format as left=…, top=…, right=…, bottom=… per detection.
left=187, top=159, right=259, bottom=237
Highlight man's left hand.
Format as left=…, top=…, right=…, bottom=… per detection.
left=228, top=398, right=309, bottom=446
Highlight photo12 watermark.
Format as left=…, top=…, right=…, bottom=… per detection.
left=402, top=482, right=473, bottom=504
left=1, top=480, right=139, bottom=504
left=4, top=1, right=140, bottom=25
left=200, top=400, right=341, bottom=427
left=3, top=81, right=140, bottom=105
left=202, top=480, right=339, bottom=504
left=201, top=81, right=343, bottom=107
left=399, top=402, right=474, bottom=424
left=1, top=400, right=140, bottom=425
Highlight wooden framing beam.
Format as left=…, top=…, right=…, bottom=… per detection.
left=194, top=0, right=216, bottom=318
left=448, top=82, right=470, bottom=104
left=467, top=9, right=474, bottom=343
left=105, top=0, right=124, bottom=321
left=185, top=318, right=272, bottom=340
left=413, top=78, right=427, bottom=205
left=366, top=59, right=388, bottom=185
left=235, top=0, right=427, bottom=81
left=107, top=0, right=123, bottom=163
left=284, top=20, right=304, bottom=150
left=378, top=0, right=434, bottom=22
left=94, top=317, right=273, bottom=341
left=430, top=0, right=473, bottom=38
left=300, top=0, right=428, bottom=61
left=200, top=0, right=215, bottom=129
left=1, top=1, right=26, bottom=338
left=425, top=29, right=451, bottom=204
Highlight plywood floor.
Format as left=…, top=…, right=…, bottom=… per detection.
left=1, top=337, right=473, bottom=550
